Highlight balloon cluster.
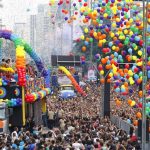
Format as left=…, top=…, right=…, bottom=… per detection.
left=59, top=66, right=86, bottom=96
left=80, top=56, right=86, bottom=64
left=0, top=67, right=15, bottom=73
left=25, top=88, right=51, bottom=103
left=0, top=78, right=9, bottom=86
left=16, top=46, right=26, bottom=86
left=0, top=30, right=48, bottom=86
left=0, top=98, right=22, bottom=107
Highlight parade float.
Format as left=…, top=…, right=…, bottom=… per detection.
left=0, top=30, right=51, bottom=132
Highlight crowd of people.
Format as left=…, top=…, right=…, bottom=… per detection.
left=0, top=58, right=38, bottom=80
left=0, top=82, right=141, bottom=150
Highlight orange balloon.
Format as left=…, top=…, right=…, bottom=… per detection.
left=101, top=58, right=107, bottom=64
left=124, top=69, right=128, bottom=73
left=86, top=37, right=90, bottom=42
left=124, top=82, right=128, bottom=87
left=115, top=46, right=120, bottom=52
left=139, top=91, right=143, bottom=97
left=113, top=37, right=117, bottom=41
left=136, top=112, right=142, bottom=118
left=107, top=79, right=111, bottom=83
left=116, top=99, right=121, bottom=106
left=147, top=61, right=150, bottom=66
left=102, top=34, right=106, bottom=39
left=100, top=78, right=105, bottom=84
left=137, top=78, right=142, bottom=84
left=105, top=65, right=111, bottom=70
left=97, top=32, right=101, bottom=37
left=128, top=99, right=132, bottom=105
left=133, top=120, right=138, bottom=126
left=99, top=36, right=103, bottom=40
left=98, top=42, right=102, bottom=47
left=82, top=46, right=86, bottom=52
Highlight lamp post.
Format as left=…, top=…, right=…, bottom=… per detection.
left=142, top=0, right=148, bottom=149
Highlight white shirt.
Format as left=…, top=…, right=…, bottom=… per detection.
left=11, top=131, right=18, bottom=139
left=72, top=142, right=83, bottom=150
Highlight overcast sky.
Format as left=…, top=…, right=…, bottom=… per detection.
left=0, top=0, right=48, bottom=29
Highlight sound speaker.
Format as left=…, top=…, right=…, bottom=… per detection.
left=104, top=80, right=110, bottom=117
left=138, top=119, right=149, bottom=142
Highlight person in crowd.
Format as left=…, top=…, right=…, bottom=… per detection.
left=48, top=107, right=55, bottom=129
left=0, top=82, right=141, bottom=149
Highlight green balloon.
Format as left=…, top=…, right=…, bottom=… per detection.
left=132, top=5, right=137, bottom=10
left=124, top=40, right=128, bottom=45
left=89, top=38, right=93, bottom=42
left=132, top=43, right=136, bottom=48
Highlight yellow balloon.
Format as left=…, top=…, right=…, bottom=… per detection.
left=103, top=13, right=108, bottom=18
left=80, top=35, right=85, bottom=40
left=93, top=32, right=97, bottom=37
left=124, top=29, right=128, bottom=34
left=112, top=23, right=116, bottom=28
left=110, top=32, right=115, bottom=38
left=129, top=18, right=133, bottom=23
left=102, top=39, right=106, bottom=43
left=132, top=56, right=137, bottom=60
left=128, top=70, right=133, bottom=76
left=130, top=101, right=136, bottom=107
left=109, top=72, right=113, bottom=77
left=116, top=18, right=120, bottom=22
left=84, top=28, right=88, bottom=33
left=138, top=50, right=142, bottom=56
left=100, top=70, right=104, bottom=75
left=112, top=46, right=116, bottom=50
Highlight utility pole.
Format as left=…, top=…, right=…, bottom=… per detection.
left=142, top=0, right=148, bottom=149
left=70, top=1, right=73, bottom=52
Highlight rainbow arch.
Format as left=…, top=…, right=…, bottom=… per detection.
left=0, top=30, right=48, bottom=86
left=59, top=66, right=86, bottom=96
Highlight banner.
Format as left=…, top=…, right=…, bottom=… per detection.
left=25, top=77, right=45, bottom=94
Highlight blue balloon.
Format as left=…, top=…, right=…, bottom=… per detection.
left=148, top=70, right=150, bottom=78
left=114, top=52, right=118, bottom=57
left=115, top=87, right=120, bottom=93
left=108, top=42, right=113, bottom=47
left=84, top=41, right=89, bottom=46
left=128, top=48, right=132, bottom=54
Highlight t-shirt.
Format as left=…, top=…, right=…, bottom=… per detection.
left=72, top=142, right=83, bottom=150
left=48, top=111, right=54, bottom=120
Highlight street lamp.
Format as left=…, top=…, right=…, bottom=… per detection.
left=142, top=0, right=148, bottom=149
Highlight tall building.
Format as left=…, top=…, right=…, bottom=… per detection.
left=27, top=3, right=73, bottom=65
left=13, top=22, right=30, bottom=42
left=30, top=15, right=36, bottom=50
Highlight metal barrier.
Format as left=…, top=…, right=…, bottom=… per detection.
left=110, top=115, right=136, bottom=135
left=110, top=115, right=150, bottom=149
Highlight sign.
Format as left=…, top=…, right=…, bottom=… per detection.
left=25, top=77, right=45, bottom=94
left=58, top=76, right=71, bottom=85
left=88, top=69, right=95, bottom=79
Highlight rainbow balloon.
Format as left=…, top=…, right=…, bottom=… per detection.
left=59, top=66, right=86, bottom=96
left=0, top=30, right=48, bottom=86
left=25, top=88, right=51, bottom=103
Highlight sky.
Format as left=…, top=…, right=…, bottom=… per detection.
left=0, top=0, right=48, bottom=29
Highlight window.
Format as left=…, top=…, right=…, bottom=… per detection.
left=62, top=86, right=73, bottom=90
